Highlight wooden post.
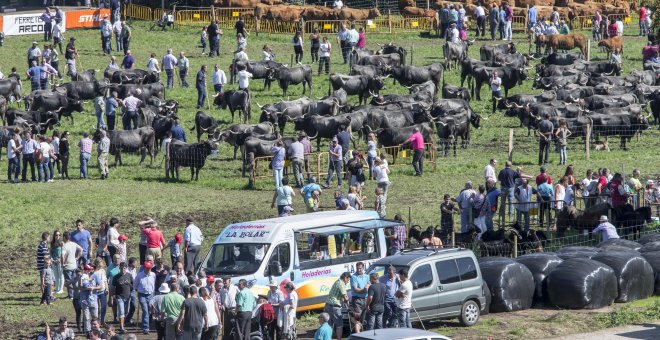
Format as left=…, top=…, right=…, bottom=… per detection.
left=587, top=38, right=591, bottom=61
left=585, top=123, right=591, bottom=160
left=427, top=0, right=430, bottom=10
left=388, top=10, right=392, bottom=35
left=211, top=5, right=215, bottom=21
left=290, top=54, right=294, bottom=67
left=513, top=236, right=518, bottom=258
left=451, top=230, right=455, bottom=247
left=508, top=128, right=514, bottom=161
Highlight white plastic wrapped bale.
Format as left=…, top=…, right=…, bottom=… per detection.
left=478, top=257, right=535, bottom=313
left=515, top=253, right=563, bottom=306
left=591, top=250, right=654, bottom=302
left=546, top=258, right=618, bottom=309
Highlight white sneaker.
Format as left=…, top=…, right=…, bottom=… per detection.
left=48, top=179, right=54, bottom=182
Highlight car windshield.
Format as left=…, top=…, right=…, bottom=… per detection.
left=202, top=243, right=270, bottom=275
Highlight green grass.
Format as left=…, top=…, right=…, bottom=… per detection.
left=0, top=21, right=659, bottom=338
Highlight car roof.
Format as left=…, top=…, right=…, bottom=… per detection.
left=372, top=248, right=473, bottom=267
left=348, top=328, right=451, bottom=340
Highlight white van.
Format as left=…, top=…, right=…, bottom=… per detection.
left=199, top=210, right=401, bottom=311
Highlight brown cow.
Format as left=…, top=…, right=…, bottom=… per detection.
left=266, top=5, right=305, bottom=22
left=401, top=6, right=436, bottom=17
left=538, top=33, right=587, bottom=56
left=337, top=8, right=381, bottom=21
left=302, top=6, right=338, bottom=21
left=399, top=0, right=416, bottom=11
left=598, top=36, right=624, bottom=59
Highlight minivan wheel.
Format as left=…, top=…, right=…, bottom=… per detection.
left=459, top=300, right=480, bottom=326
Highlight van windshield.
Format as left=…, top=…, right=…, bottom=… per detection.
left=202, top=243, right=270, bottom=275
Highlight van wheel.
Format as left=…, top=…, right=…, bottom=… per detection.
left=459, top=300, right=480, bottom=327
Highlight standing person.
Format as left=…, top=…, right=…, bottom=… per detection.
left=177, top=286, right=208, bottom=340
left=401, top=127, right=425, bottom=176
left=121, top=51, right=135, bottom=69
left=379, top=266, right=399, bottom=328
left=65, top=37, right=78, bottom=79
left=323, top=137, right=343, bottom=188
left=537, top=113, right=554, bottom=166
left=470, top=186, right=487, bottom=237
left=92, top=258, right=109, bottom=326
left=184, top=218, right=204, bottom=274
left=21, top=131, right=39, bottom=182
left=373, top=157, right=390, bottom=200
left=27, top=61, right=42, bottom=92
left=310, top=29, right=320, bottom=63
left=101, top=16, right=112, bottom=54
left=211, top=64, right=227, bottom=94
left=147, top=52, right=161, bottom=79
left=498, top=160, right=531, bottom=222
left=39, top=59, right=57, bottom=90
left=350, top=262, right=369, bottom=327
left=347, top=24, right=359, bottom=52
left=280, top=282, right=298, bottom=340
left=236, top=33, right=247, bottom=52
left=49, top=44, right=63, bottom=82
left=61, top=231, right=82, bottom=298
left=178, top=52, right=190, bottom=87
left=142, top=221, right=166, bottom=261
left=71, top=219, right=93, bottom=266
left=527, top=4, right=537, bottom=30
left=499, top=5, right=506, bottom=40
left=27, top=41, right=42, bottom=68
left=135, top=260, right=156, bottom=335
left=78, top=132, right=93, bottom=179
left=201, top=286, right=221, bottom=340
left=162, top=282, right=185, bottom=339
left=314, top=313, right=332, bottom=340
left=515, top=179, right=535, bottom=231
left=37, top=231, right=50, bottom=293
left=337, top=24, right=349, bottom=64
left=51, top=230, right=65, bottom=295
left=196, top=65, right=207, bottom=109
left=121, top=21, right=131, bottom=54
left=292, top=30, right=304, bottom=64
left=36, top=135, right=54, bottom=183
left=94, top=93, right=106, bottom=129
left=324, top=272, right=350, bottom=340
left=490, top=70, right=502, bottom=113
left=261, top=45, right=273, bottom=61
left=113, top=19, right=122, bottom=52
left=51, top=130, right=61, bottom=177
left=272, top=176, right=295, bottom=216
left=80, top=264, right=101, bottom=334
left=53, top=20, right=64, bottom=53
left=122, top=89, right=142, bottom=130
left=366, top=133, right=377, bottom=180
left=200, top=26, right=208, bottom=55
left=484, top=179, right=501, bottom=232
left=65, top=266, right=85, bottom=332
left=474, top=2, right=486, bottom=38
left=537, top=175, right=554, bottom=229
left=593, top=215, right=620, bottom=241
left=455, top=181, right=476, bottom=232
left=237, top=64, right=252, bottom=91
left=440, top=194, right=459, bottom=233
left=105, top=91, right=119, bottom=131
left=207, top=20, right=219, bottom=57
left=484, top=159, right=497, bottom=184
left=235, top=279, right=256, bottom=340
left=162, top=49, right=178, bottom=89
left=6, top=129, right=21, bottom=183
left=374, top=187, right=387, bottom=218
left=395, top=269, right=412, bottom=328
left=267, top=278, right=284, bottom=340
left=555, top=119, right=571, bottom=165
left=289, top=135, right=305, bottom=188
left=318, top=36, right=331, bottom=76
left=221, top=276, right=239, bottom=340
left=365, top=273, right=385, bottom=330
left=150, top=283, right=169, bottom=340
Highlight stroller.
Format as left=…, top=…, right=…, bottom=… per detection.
left=229, top=301, right=277, bottom=340
left=150, top=12, right=174, bottom=31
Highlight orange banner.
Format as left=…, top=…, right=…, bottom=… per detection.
left=65, top=8, right=110, bottom=29
left=0, top=17, right=3, bottom=33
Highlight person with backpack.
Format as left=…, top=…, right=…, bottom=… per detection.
left=256, top=294, right=276, bottom=339
left=537, top=176, right=554, bottom=230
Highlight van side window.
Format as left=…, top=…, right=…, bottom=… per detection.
left=456, top=257, right=478, bottom=281
left=434, top=259, right=460, bottom=284
left=268, top=243, right=291, bottom=272
left=410, top=264, right=433, bottom=289
left=296, top=228, right=382, bottom=270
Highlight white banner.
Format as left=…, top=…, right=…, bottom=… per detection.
left=2, top=13, right=66, bottom=36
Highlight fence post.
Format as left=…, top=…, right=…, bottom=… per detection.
left=388, top=10, right=392, bottom=35
left=316, top=153, right=321, bottom=182
left=587, top=38, right=591, bottom=61
left=408, top=206, right=412, bottom=237
left=451, top=230, right=455, bottom=247
left=508, top=128, right=514, bottom=161
left=427, top=0, right=430, bottom=10
left=211, top=5, right=215, bottom=21
left=410, top=43, right=414, bottom=65
left=513, top=236, right=518, bottom=258
left=585, top=123, right=591, bottom=160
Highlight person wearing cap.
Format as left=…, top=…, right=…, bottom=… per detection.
left=265, top=278, right=284, bottom=338
left=80, top=264, right=101, bottom=334
left=141, top=220, right=166, bottom=261
left=280, top=282, right=298, bottom=339
left=167, top=233, right=183, bottom=267
left=323, top=137, right=343, bottom=189
left=169, top=118, right=187, bottom=142
left=447, top=22, right=460, bottom=43
left=121, top=21, right=132, bottom=54
left=593, top=215, right=620, bottom=241
left=101, top=15, right=112, bottom=55
left=161, top=281, right=185, bottom=339
left=150, top=282, right=170, bottom=338
left=112, top=261, right=134, bottom=333
left=27, top=42, right=41, bottom=68
left=135, top=260, right=156, bottom=334
left=117, top=234, right=128, bottom=262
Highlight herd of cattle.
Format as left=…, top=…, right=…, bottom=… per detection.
left=1, top=35, right=659, bottom=181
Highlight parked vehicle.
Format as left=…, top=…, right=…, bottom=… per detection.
left=347, top=328, right=452, bottom=340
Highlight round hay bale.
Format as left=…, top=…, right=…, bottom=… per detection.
left=482, top=281, right=491, bottom=316
left=478, top=257, right=535, bottom=313
left=592, top=251, right=654, bottom=302
left=516, top=253, right=563, bottom=306
left=547, top=258, right=617, bottom=309
left=638, top=233, right=660, bottom=244
left=598, top=245, right=641, bottom=255
left=641, top=241, right=660, bottom=253
left=557, top=246, right=599, bottom=260
left=597, top=238, right=642, bottom=251
left=640, top=250, right=660, bottom=295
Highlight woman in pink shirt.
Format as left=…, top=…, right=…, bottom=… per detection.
left=357, top=27, right=366, bottom=49
left=402, top=127, right=425, bottom=176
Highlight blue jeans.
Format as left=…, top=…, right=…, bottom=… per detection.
left=7, top=157, right=20, bottom=182
left=397, top=307, right=412, bottom=328
left=273, top=168, right=283, bottom=188
left=138, top=293, right=153, bottom=332
left=165, top=69, right=174, bottom=88
left=367, top=155, right=375, bottom=179
left=38, top=157, right=52, bottom=182
left=81, top=298, right=99, bottom=333
left=384, top=299, right=398, bottom=327
left=96, top=109, right=106, bottom=129
left=485, top=211, right=495, bottom=231
left=517, top=209, right=530, bottom=230
left=460, top=208, right=471, bottom=233
left=63, top=269, right=75, bottom=298
left=197, top=88, right=206, bottom=109
left=325, top=160, right=342, bottom=187
left=126, top=291, right=137, bottom=324
left=116, top=296, right=129, bottom=318
left=80, top=152, right=91, bottom=179
left=115, top=35, right=122, bottom=52
left=366, top=309, right=383, bottom=330
left=505, top=20, right=512, bottom=40
left=559, top=145, right=567, bottom=164
left=98, top=291, right=108, bottom=324
left=500, top=187, right=514, bottom=219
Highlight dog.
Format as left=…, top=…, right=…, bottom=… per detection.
left=593, top=138, right=610, bottom=151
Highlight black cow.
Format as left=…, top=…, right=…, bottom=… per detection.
left=57, top=80, right=109, bottom=101
left=533, top=73, right=589, bottom=90
left=329, top=74, right=386, bottom=105
left=460, top=58, right=497, bottom=88
left=235, top=60, right=284, bottom=90
left=93, top=127, right=156, bottom=166
left=292, top=115, right=352, bottom=151
left=216, top=122, right=274, bottom=160
left=589, top=112, right=651, bottom=150
left=357, top=53, right=402, bottom=68
left=537, top=52, right=583, bottom=65
left=499, top=92, right=556, bottom=111
left=471, top=66, right=529, bottom=100
left=213, top=90, right=251, bottom=124
left=555, top=86, right=596, bottom=101
left=587, top=75, right=634, bottom=87
left=580, top=94, right=639, bottom=110
left=480, top=42, right=516, bottom=61
left=72, top=69, right=97, bottom=82
left=275, top=65, right=312, bottom=97
left=350, top=64, right=384, bottom=78
left=258, top=97, right=311, bottom=135
left=29, top=92, right=83, bottom=124
left=349, top=48, right=376, bottom=66
left=629, top=70, right=659, bottom=86
left=493, top=53, right=528, bottom=69
left=4, top=109, right=58, bottom=135
left=444, top=41, right=469, bottom=71
left=435, top=111, right=471, bottom=156
left=386, top=64, right=443, bottom=93
left=151, top=114, right=176, bottom=148
left=0, top=78, right=21, bottom=101
left=109, top=69, right=160, bottom=84
left=377, top=43, right=407, bottom=65
left=167, top=139, right=217, bottom=181
left=117, top=83, right=165, bottom=101
left=375, top=123, right=434, bottom=147
left=0, top=96, right=6, bottom=125
left=442, top=83, right=471, bottom=102
left=190, top=111, right=220, bottom=143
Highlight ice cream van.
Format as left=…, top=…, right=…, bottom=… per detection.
left=199, top=210, right=402, bottom=311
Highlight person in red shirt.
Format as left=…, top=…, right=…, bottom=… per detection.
left=640, top=6, right=647, bottom=36
left=140, top=220, right=166, bottom=261
left=609, top=173, right=629, bottom=207
left=535, top=166, right=553, bottom=186
left=401, top=127, right=425, bottom=176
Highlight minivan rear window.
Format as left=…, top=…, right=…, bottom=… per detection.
left=456, top=257, right=478, bottom=281
left=435, top=259, right=460, bottom=284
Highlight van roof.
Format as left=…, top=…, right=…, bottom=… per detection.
left=212, top=210, right=390, bottom=244
left=372, top=248, right=471, bottom=267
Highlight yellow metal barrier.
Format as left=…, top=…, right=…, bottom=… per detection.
left=315, top=151, right=345, bottom=180
left=124, top=3, right=152, bottom=21
left=176, top=9, right=215, bottom=27
left=512, top=15, right=528, bottom=32
left=379, top=143, right=437, bottom=170
left=152, top=7, right=166, bottom=22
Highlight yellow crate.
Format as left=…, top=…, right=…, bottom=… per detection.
left=193, top=13, right=200, bottom=19
left=232, top=11, right=240, bottom=17
left=401, top=150, right=407, bottom=158
left=411, top=21, right=419, bottom=28
left=323, top=23, right=332, bottom=29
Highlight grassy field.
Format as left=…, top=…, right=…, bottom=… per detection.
left=1, top=20, right=660, bottom=338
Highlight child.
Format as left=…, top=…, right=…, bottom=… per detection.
left=375, top=187, right=386, bottom=218
left=40, top=257, right=54, bottom=305
left=200, top=26, right=208, bottom=54
left=334, top=189, right=343, bottom=210
left=306, top=190, right=320, bottom=212
left=440, top=194, right=459, bottom=232
left=292, top=30, right=303, bottom=64
left=117, top=234, right=128, bottom=263
left=168, top=233, right=182, bottom=266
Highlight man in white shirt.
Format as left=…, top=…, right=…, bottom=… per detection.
left=484, top=159, right=496, bottom=183
left=237, top=64, right=252, bottom=91
left=113, top=20, right=123, bottom=52
left=221, top=276, right=240, bottom=337
left=122, top=89, right=143, bottom=130
left=53, top=22, right=64, bottom=53
left=147, top=52, right=160, bottom=75
left=7, top=130, right=21, bottom=183
left=395, top=268, right=413, bottom=328
left=28, top=42, right=42, bottom=68
left=447, top=23, right=460, bottom=43
left=212, top=64, right=227, bottom=94
left=333, top=0, right=343, bottom=10
left=161, top=48, right=178, bottom=89
left=593, top=215, right=619, bottom=241
left=183, top=217, right=204, bottom=273
left=235, top=47, right=249, bottom=63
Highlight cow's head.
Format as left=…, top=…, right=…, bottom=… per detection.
left=92, top=128, right=104, bottom=143
left=508, top=42, right=516, bottom=54
left=517, top=68, right=529, bottom=84
left=145, top=71, right=160, bottom=84
left=67, top=99, right=84, bottom=113
left=213, top=92, right=228, bottom=109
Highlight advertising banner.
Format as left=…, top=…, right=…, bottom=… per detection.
left=65, top=8, right=110, bottom=29
left=1, top=12, right=65, bottom=36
